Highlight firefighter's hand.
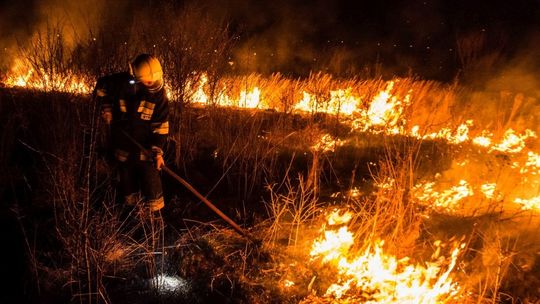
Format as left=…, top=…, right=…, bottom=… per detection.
left=151, top=146, right=165, bottom=170
left=154, top=155, right=165, bottom=170
left=101, top=110, right=112, bottom=125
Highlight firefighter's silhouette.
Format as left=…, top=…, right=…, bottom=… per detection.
left=93, top=54, right=169, bottom=212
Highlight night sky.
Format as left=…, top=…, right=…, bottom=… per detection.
left=218, top=0, right=540, bottom=80
left=1, top=0, right=540, bottom=81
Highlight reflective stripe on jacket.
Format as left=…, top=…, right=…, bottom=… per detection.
left=93, top=72, right=169, bottom=155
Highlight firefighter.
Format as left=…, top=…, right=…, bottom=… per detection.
left=93, top=54, right=169, bottom=212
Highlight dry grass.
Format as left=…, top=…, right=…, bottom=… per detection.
left=2, top=3, right=540, bottom=303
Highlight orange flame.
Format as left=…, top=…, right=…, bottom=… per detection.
left=5, top=62, right=540, bottom=215
left=514, top=197, right=540, bottom=210
left=4, top=58, right=91, bottom=94
left=413, top=180, right=474, bottom=210
left=489, top=129, right=537, bottom=154
left=309, top=210, right=463, bottom=302
left=311, top=134, right=345, bottom=152
left=366, top=81, right=409, bottom=127
left=480, top=183, right=498, bottom=200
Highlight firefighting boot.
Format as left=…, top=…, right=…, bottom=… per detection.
left=146, top=197, right=165, bottom=212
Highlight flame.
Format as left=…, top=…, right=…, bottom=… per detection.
left=310, top=226, right=355, bottom=263
left=480, top=183, right=497, bottom=199
left=7, top=59, right=34, bottom=87
left=5, top=61, right=540, bottom=215
left=294, top=92, right=316, bottom=113
left=4, top=58, right=91, bottom=94
left=413, top=180, right=474, bottom=210
left=311, top=134, right=345, bottom=152
left=489, top=129, right=537, bottom=154
left=327, top=209, right=353, bottom=225
left=514, top=197, right=540, bottom=210
left=472, top=131, right=493, bottom=147
left=190, top=74, right=209, bottom=104
left=366, top=81, right=409, bottom=128
left=3, top=61, right=537, bottom=158
left=294, top=89, right=360, bottom=115
left=309, top=211, right=463, bottom=303
left=348, top=187, right=362, bottom=198
left=239, top=87, right=261, bottom=109
left=347, top=81, right=411, bottom=135
left=329, top=89, right=359, bottom=115
left=5, top=62, right=535, bottom=161
left=375, top=177, right=396, bottom=190
left=283, top=280, right=295, bottom=288
left=420, top=121, right=473, bottom=144
left=520, top=151, right=540, bottom=175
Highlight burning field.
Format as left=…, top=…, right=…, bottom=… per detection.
left=1, top=4, right=540, bottom=303
left=2, top=60, right=540, bottom=303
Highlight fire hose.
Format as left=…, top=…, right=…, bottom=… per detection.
left=121, top=131, right=257, bottom=243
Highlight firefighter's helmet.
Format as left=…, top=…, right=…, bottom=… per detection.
left=130, top=54, right=164, bottom=93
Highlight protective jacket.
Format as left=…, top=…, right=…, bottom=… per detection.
left=93, top=72, right=169, bottom=161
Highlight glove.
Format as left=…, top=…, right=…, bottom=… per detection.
left=151, top=146, right=165, bottom=170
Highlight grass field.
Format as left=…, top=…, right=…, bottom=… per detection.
left=1, top=11, right=539, bottom=303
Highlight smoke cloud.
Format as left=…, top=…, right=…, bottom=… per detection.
left=0, top=0, right=133, bottom=70
left=2, top=0, right=539, bottom=82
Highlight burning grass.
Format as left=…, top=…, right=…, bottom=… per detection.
left=305, top=212, right=464, bottom=303
left=2, top=25, right=540, bottom=302
left=3, top=77, right=540, bottom=302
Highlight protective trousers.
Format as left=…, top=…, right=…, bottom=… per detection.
left=117, top=157, right=164, bottom=212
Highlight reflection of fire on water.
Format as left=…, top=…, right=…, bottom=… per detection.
left=307, top=210, right=464, bottom=303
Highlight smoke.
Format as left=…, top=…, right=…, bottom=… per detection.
left=2, top=0, right=540, bottom=81
left=482, top=32, right=540, bottom=133
left=35, top=0, right=108, bottom=46
left=483, top=32, right=540, bottom=97
left=207, top=0, right=458, bottom=78
left=217, top=0, right=341, bottom=76
left=207, top=0, right=540, bottom=80
left=0, top=0, right=36, bottom=68
left=0, top=0, right=133, bottom=70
